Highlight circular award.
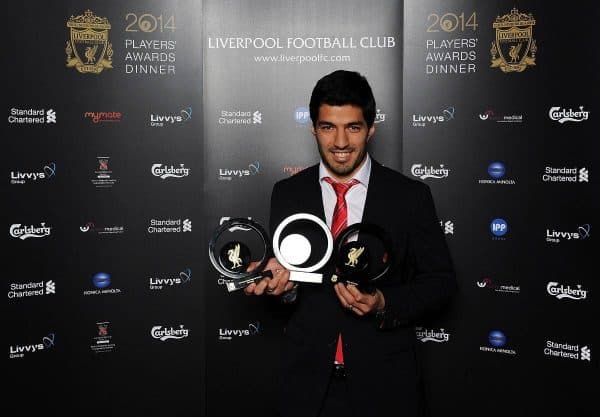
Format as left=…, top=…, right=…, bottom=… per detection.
left=331, top=223, right=393, bottom=294
left=208, top=218, right=271, bottom=292
left=272, top=213, right=333, bottom=283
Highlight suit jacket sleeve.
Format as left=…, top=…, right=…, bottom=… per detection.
left=378, top=182, right=457, bottom=329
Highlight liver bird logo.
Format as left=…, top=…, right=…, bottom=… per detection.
left=345, top=247, right=365, bottom=267
left=228, top=243, right=243, bottom=269
left=84, top=45, right=98, bottom=64
left=508, top=43, right=522, bottom=63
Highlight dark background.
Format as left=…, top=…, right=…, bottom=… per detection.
left=4, top=1, right=597, bottom=416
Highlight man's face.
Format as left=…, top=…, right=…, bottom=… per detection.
left=312, top=104, right=375, bottom=182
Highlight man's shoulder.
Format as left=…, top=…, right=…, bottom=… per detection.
left=372, top=160, right=428, bottom=193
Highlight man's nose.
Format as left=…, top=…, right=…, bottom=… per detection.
left=334, top=128, right=350, bottom=148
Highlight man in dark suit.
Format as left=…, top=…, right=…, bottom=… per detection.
left=245, top=70, right=456, bottom=417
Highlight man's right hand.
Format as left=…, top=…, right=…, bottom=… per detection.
left=244, top=257, right=294, bottom=296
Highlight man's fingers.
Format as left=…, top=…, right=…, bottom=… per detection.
left=346, top=284, right=370, bottom=304
left=244, top=282, right=257, bottom=295
left=334, top=283, right=356, bottom=308
left=253, top=278, right=270, bottom=295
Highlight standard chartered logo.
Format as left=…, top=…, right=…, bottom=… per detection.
left=46, top=109, right=56, bottom=123
left=581, top=346, right=591, bottom=361
left=579, top=168, right=588, bottom=182
left=252, top=111, right=262, bottom=124
left=183, top=219, right=192, bottom=232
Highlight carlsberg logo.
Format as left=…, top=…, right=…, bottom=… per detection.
left=546, top=282, right=587, bottom=300
left=151, top=325, right=189, bottom=341
left=151, top=164, right=190, bottom=179
left=10, top=223, right=52, bottom=240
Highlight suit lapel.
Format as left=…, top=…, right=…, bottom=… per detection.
left=299, top=165, right=326, bottom=221
left=361, top=159, right=384, bottom=225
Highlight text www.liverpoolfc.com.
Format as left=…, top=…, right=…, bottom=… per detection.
left=254, top=53, right=351, bottom=63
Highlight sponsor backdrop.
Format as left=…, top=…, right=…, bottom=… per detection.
left=5, top=1, right=596, bottom=417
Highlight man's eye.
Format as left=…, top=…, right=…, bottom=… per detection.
left=320, top=125, right=334, bottom=131
left=348, top=126, right=361, bottom=132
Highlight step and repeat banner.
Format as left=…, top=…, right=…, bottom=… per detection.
left=404, top=1, right=597, bottom=417
left=6, top=1, right=204, bottom=416
left=5, top=1, right=596, bottom=416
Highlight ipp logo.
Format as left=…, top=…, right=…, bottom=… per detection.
left=488, top=330, right=506, bottom=347
left=490, top=218, right=508, bottom=237
left=294, top=106, right=310, bottom=125
left=488, top=162, right=505, bottom=179
left=92, top=272, right=111, bottom=289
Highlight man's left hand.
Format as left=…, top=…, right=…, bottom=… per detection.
left=334, top=283, right=385, bottom=316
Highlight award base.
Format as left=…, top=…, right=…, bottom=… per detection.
left=289, top=271, right=323, bottom=284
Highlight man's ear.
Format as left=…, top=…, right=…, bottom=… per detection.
left=367, top=124, right=376, bottom=142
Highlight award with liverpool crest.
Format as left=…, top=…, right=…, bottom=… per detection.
left=209, top=218, right=272, bottom=292
left=330, top=223, right=394, bottom=294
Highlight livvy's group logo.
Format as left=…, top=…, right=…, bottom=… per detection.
left=490, top=8, right=537, bottom=73
left=546, top=224, right=590, bottom=243
left=9, top=333, right=56, bottom=359
left=66, top=10, right=113, bottom=74
left=411, top=106, right=455, bottom=127
left=10, top=162, right=56, bottom=185
left=218, top=322, right=261, bottom=341
left=218, top=161, right=261, bottom=181
left=150, top=107, right=192, bottom=127
left=149, top=267, right=192, bottom=290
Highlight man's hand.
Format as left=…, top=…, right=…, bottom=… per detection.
left=334, top=283, right=385, bottom=316
left=243, top=257, right=294, bottom=296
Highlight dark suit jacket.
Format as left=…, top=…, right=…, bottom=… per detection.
left=269, top=159, right=457, bottom=417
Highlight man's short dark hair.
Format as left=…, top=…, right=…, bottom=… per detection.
left=309, top=70, right=376, bottom=128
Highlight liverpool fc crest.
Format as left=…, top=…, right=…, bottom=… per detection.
left=490, top=8, right=537, bottom=73
left=66, top=10, right=113, bottom=74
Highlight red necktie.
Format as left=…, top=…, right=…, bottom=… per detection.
left=323, top=176, right=359, bottom=365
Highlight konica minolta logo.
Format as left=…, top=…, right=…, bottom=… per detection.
left=410, top=164, right=449, bottom=180
left=9, top=223, right=52, bottom=240
left=151, top=325, right=190, bottom=341
left=546, top=282, right=588, bottom=301
left=151, top=164, right=190, bottom=179
left=548, top=106, right=590, bottom=123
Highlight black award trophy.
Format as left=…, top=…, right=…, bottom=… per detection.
left=330, top=223, right=394, bottom=294
left=209, top=218, right=272, bottom=292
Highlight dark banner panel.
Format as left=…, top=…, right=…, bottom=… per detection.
left=5, top=1, right=204, bottom=416
left=404, top=1, right=597, bottom=416
left=203, top=1, right=402, bottom=416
